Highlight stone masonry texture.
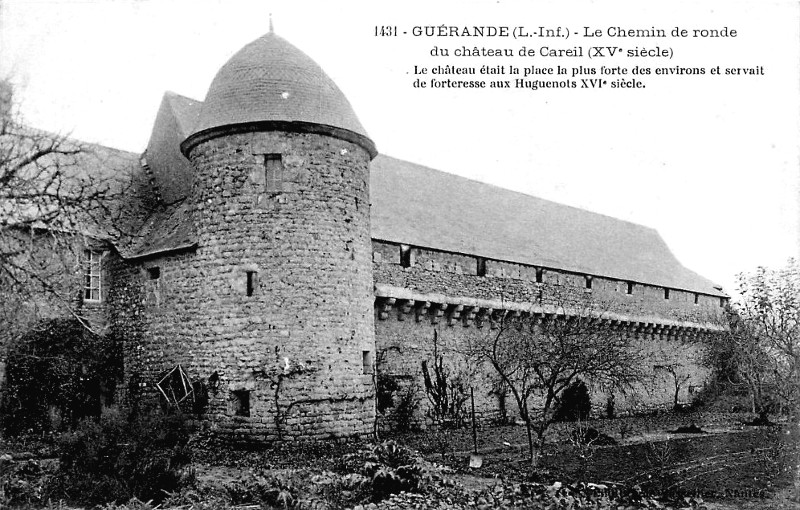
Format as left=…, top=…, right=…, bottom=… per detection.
left=109, top=131, right=376, bottom=441
left=371, top=240, right=719, bottom=428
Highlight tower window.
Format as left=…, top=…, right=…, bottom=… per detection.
left=664, top=288, right=670, bottom=300
left=83, top=250, right=102, bottom=301
left=362, top=351, right=374, bottom=375
left=264, top=154, right=283, bottom=193
left=626, top=282, right=634, bottom=295
left=476, top=257, right=486, bottom=277
left=400, top=244, right=413, bottom=268
left=719, top=297, right=725, bottom=308
left=535, top=267, right=544, bottom=283
left=585, top=275, right=593, bottom=290
left=246, top=271, right=257, bottom=296
left=232, top=390, right=251, bottom=417
left=147, top=267, right=160, bottom=280
left=694, top=293, right=699, bottom=305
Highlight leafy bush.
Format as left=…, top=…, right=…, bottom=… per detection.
left=0, top=455, right=54, bottom=507
left=376, top=372, right=400, bottom=414
left=362, top=440, right=426, bottom=501
left=46, top=407, right=193, bottom=506
left=553, top=380, right=592, bottom=422
left=1, top=318, right=121, bottom=435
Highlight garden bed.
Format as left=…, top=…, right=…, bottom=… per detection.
left=1, top=412, right=797, bottom=509
left=390, top=412, right=798, bottom=504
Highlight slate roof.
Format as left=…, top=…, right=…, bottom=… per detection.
left=370, top=155, right=726, bottom=297
left=119, top=198, right=195, bottom=259
left=123, top=30, right=725, bottom=296
left=183, top=32, right=372, bottom=154
left=144, top=92, right=201, bottom=204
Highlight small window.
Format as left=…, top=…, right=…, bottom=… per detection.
left=264, top=154, right=283, bottom=193
left=626, top=282, right=634, bottom=295
left=719, top=297, right=725, bottom=308
left=246, top=271, right=257, bottom=297
left=147, top=267, right=160, bottom=280
left=83, top=250, right=102, bottom=301
left=585, top=276, right=593, bottom=290
left=362, top=350, right=374, bottom=375
left=232, top=390, right=251, bottom=417
left=400, top=244, right=413, bottom=268
left=694, top=293, right=699, bottom=305
left=476, top=257, right=486, bottom=277
left=664, top=288, right=670, bottom=300
left=535, top=267, right=544, bottom=283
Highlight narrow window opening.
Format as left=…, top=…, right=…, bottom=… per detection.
left=362, top=351, right=374, bottom=375
left=246, top=271, right=256, bottom=297
left=694, top=293, right=699, bottom=305
left=719, top=297, right=725, bottom=308
left=476, top=257, right=486, bottom=277
left=626, top=281, right=634, bottom=295
left=147, top=267, right=160, bottom=280
left=535, top=267, right=544, bottom=283
left=664, top=288, right=670, bottom=300
left=232, top=390, right=250, bottom=417
left=585, top=275, right=593, bottom=290
left=264, top=154, right=283, bottom=193
left=83, top=250, right=102, bottom=301
left=400, top=244, right=413, bottom=268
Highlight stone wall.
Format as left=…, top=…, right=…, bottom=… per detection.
left=109, top=130, right=376, bottom=441
left=372, top=240, right=725, bottom=324
left=372, top=239, right=716, bottom=429
left=374, top=302, right=712, bottom=429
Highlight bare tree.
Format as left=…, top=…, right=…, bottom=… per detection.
left=468, top=291, right=646, bottom=464
left=0, top=80, right=131, bottom=334
left=712, top=260, right=800, bottom=418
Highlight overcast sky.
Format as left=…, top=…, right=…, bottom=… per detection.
left=1, top=0, right=798, bottom=296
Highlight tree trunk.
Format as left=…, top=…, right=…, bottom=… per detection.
left=520, top=401, right=538, bottom=466
left=519, top=402, right=536, bottom=466
left=525, top=417, right=537, bottom=466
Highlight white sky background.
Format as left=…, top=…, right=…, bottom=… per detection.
left=1, top=0, right=798, bottom=296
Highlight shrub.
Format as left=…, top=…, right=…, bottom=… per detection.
left=570, top=426, right=617, bottom=446
left=376, top=372, right=400, bottom=414
left=553, top=380, right=592, bottom=422
left=46, top=407, right=193, bottom=506
left=0, top=318, right=121, bottom=435
left=362, top=441, right=426, bottom=501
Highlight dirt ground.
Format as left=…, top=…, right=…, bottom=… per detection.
left=2, top=411, right=798, bottom=508
left=391, top=412, right=800, bottom=507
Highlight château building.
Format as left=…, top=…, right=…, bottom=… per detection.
left=5, top=29, right=728, bottom=441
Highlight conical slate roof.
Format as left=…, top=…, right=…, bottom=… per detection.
left=182, top=31, right=375, bottom=156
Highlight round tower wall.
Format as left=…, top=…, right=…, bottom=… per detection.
left=183, top=130, right=376, bottom=441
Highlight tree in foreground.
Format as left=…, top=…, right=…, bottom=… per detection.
left=468, top=294, right=646, bottom=464
left=710, top=260, right=800, bottom=419
left=0, top=80, right=131, bottom=334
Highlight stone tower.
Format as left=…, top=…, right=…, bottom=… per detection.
left=179, top=31, right=378, bottom=441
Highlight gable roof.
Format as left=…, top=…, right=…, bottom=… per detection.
left=370, top=155, right=725, bottom=297
left=144, top=92, right=202, bottom=204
